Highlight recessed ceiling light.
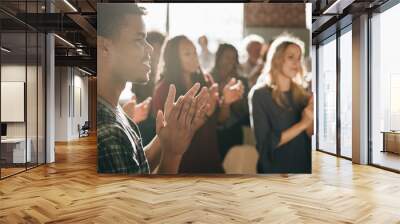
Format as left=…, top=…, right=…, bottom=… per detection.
left=1, top=47, right=11, bottom=53
left=77, top=67, right=93, bottom=76
left=63, top=0, right=78, bottom=12
left=54, top=34, right=75, bottom=48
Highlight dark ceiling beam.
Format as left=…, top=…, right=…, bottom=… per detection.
left=0, top=8, right=37, bottom=31
left=12, top=13, right=82, bottom=32
left=311, top=0, right=370, bottom=42
left=55, top=55, right=96, bottom=71
left=0, top=18, right=27, bottom=31
left=66, top=13, right=97, bottom=47
left=55, top=47, right=96, bottom=57
left=86, top=0, right=97, bottom=12
left=312, top=14, right=352, bottom=44
left=312, top=15, right=335, bottom=33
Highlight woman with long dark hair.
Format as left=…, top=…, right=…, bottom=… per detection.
left=152, top=36, right=243, bottom=173
left=210, top=43, right=249, bottom=160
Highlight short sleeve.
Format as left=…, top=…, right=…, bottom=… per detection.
left=251, top=89, right=282, bottom=169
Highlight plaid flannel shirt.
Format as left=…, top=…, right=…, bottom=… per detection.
left=97, top=97, right=150, bottom=174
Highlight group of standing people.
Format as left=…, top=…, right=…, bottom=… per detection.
left=97, top=4, right=313, bottom=175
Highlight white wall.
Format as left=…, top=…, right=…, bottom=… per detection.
left=72, top=73, right=89, bottom=138
left=1, top=65, right=36, bottom=138
left=1, top=66, right=26, bottom=139
left=55, top=67, right=69, bottom=141
left=54, top=67, right=89, bottom=141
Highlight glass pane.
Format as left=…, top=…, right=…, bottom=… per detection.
left=1, top=29, right=28, bottom=177
left=38, top=32, right=45, bottom=165
left=317, top=37, right=337, bottom=154
left=371, top=3, right=400, bottom=171
left=339, top=29, right=352, bottom=158
left=26, top=0, right=39, bottom=169
left=27, top=31, right=38, bottom=169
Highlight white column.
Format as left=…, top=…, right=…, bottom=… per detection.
left=46, top=1, right=55, bottom=163
left=352, top=14, right=369, bottom=164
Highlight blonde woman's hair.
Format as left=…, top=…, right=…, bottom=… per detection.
left=267, top=40, right=309, bottom=108
left=248, top=34, right=310, bottom=129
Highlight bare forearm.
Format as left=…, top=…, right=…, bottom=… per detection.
left=143, top=136, right=162, bottom=173
left=217, top=104, right=230, bottom=124
left=278, top=121, right=307, bottom=147
left=157, top=154, right=183, bottom=174
left=306, top=122, right=314, bottom=137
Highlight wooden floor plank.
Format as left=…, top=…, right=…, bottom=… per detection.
left=0, top=135, right=400, bottom=223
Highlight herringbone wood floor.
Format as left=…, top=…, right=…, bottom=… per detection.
left=1, top=135, right=400, bottom=224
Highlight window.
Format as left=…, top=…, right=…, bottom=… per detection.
left=371, top=3, right=400, bottom=171
left=390, top=75, right=400, bottom=130
left=339, top=28, right=352, bottom=158
left=317, top=36, right=337, bottom=154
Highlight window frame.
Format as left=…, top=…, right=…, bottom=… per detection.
left=315, top=21, right=353, bottom=161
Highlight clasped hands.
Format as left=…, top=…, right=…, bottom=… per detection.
left=123, top=77, right=244, bottom=126
left=206, top=76, right=245, bottom=114
left=156, top=77, right=244, bottom=158
left=156, top=83, right=209, bottom=157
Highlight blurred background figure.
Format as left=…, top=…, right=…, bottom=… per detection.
left=153, top=35, right=243, bottom=173
left=198, top=35, right=215, bottom=73
left=210, top=43, right=249, bottom=161
left=240, top=34, right=267, bottom=88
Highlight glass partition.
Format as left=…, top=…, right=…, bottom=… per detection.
left=27, top=30, right=38, bottom=169
left=0, top=1, right=46, bottom=179
left=317, top=36, right=337, bottom=155
left=1, top=30, right=28, bottom=177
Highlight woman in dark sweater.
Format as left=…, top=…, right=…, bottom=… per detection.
left=249, top=35, right=314, bottom=174
left=152, top=36, right=243, bottom=173
left=210, top=43, right=249, bottom=160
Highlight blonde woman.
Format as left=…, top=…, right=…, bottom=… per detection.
left=249, top=35, right=314, bottom=173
